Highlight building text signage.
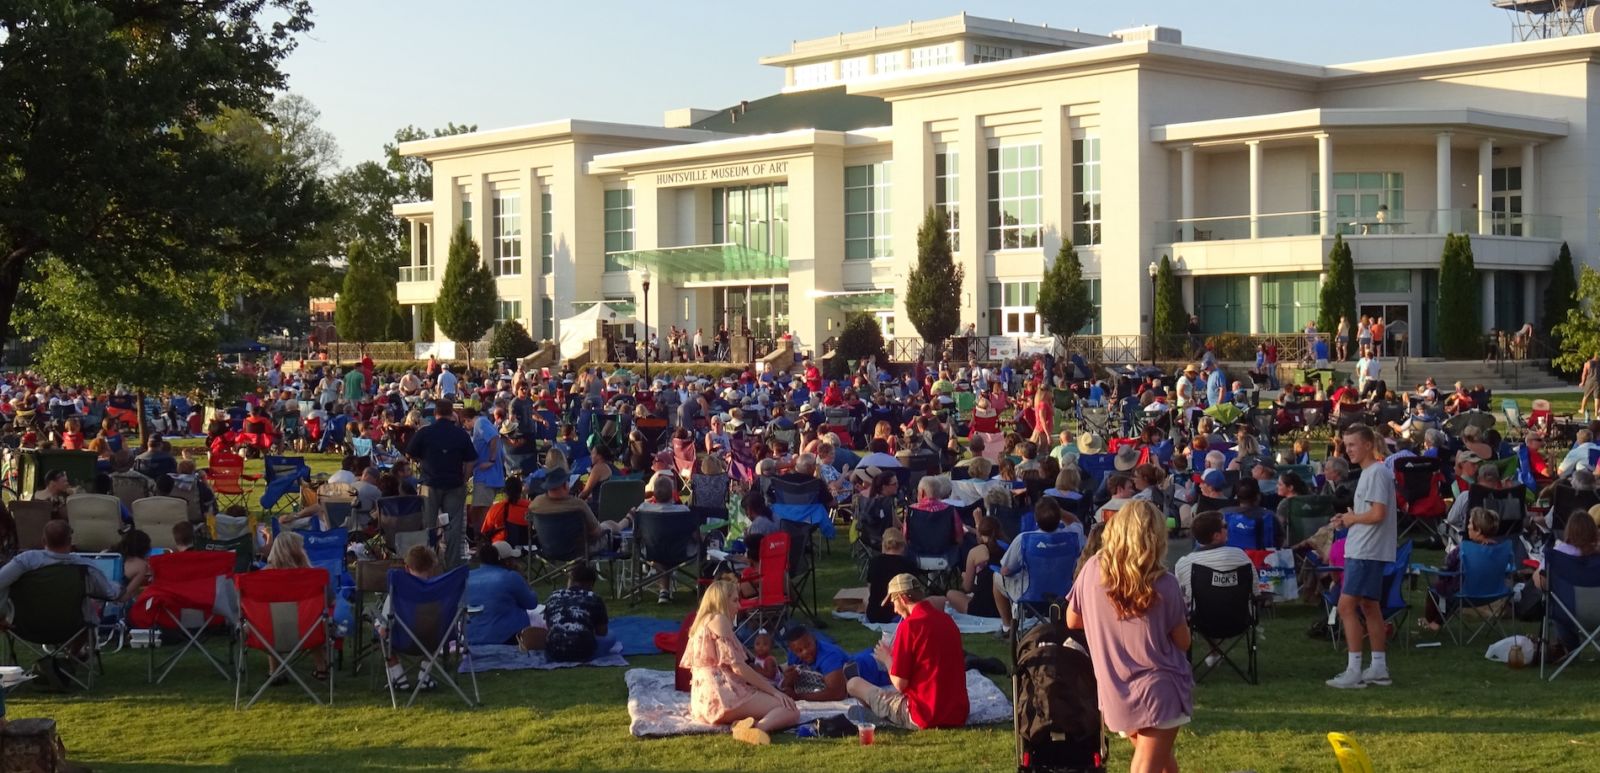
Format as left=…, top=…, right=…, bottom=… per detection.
left=654, top=160, right=789, bottom=186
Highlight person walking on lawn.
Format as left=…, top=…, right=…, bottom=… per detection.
left=1326, top=423, right=1398, bottom=689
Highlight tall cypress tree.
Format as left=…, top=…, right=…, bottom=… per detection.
left=905, top=207, right=963, bottom=355
left=1543, top=241, right=1578, bottom=346
left=1437, top=233, right=1482, bottom=358
left=1317, top=234, right=1357, bottom=343
left=1036, top=239, right=1093, bottom=343
left=433, top=223, right=497, bottom=370
left=1151, top=255, right=1188, bottom=357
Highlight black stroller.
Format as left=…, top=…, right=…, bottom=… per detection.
left=1014, top=611, right=1106, bottom=773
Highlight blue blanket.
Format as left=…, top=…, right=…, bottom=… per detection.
left=609, top=616, right=683, bottom=656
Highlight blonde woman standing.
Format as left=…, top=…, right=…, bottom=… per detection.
left=1066, top=499, right=1192, bottom=773
left=681, top=578, right=799, bottom=744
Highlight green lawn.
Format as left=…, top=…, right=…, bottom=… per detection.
left=16, top=412, right=1600, bottom=772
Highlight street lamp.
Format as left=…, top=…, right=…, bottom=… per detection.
left=1147, top=261, right=1160, bottom=365
left=639, top=269, right=652, bottom=383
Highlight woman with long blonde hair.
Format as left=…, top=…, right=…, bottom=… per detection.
left=680, top=577, right=799, bottom=744
left=1066, top=500, right=1193, bottom=772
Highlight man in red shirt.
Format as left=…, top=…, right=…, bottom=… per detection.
left=846, top=574, right=969, bottom=730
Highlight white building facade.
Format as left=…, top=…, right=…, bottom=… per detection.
left=396, top=13, right=1597, bottom=359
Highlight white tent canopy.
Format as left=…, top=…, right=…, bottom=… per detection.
left=557, top=303, right=641, bottom=360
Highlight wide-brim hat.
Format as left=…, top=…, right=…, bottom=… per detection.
left=851, top=465, right=886, bottom=485
left=1077, top=432, right=1105, bottom=455
left=1183, top=363, right=1199, bottom=375
left=1114, top=445, right=1139, bottom=471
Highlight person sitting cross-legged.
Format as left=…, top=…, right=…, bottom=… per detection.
left=846, top=573, right=970, bottom=731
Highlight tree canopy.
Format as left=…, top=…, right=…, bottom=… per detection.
left=1036, top=240, right=1093, bottom=342
left=831, top=312, right=887, bottom=379
left=1317, top=235, right=1357, bottom=339
left=1553, top=265, right=1600, bottom=372
left=1151, top=255, right=1188, bottom=357
left=1543, top=242, right=1578, bottom=345
left=1437, top=233, right=1482, bottom=358
left=434, top=224, right=497, bottom=366
left=489, top=320, right=537, bottom=362
left=335, top=241, right=393, bottom=353
left=905, top=207, right=963, bottom=353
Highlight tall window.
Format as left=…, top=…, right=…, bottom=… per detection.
left=1261, top=272, right=1321, bottom=334
left=603, top=189, right=633, bottom=272
left=911, top=44, right=954, bottom=69
left=935, top=150, right=960, bottom=248
left=1314, top=172, right=1404, bottom=235
left=1078, top=279, right=1102, bottom=335
left=874, top=51, right=902, bottom=74
left=793, top=62, right=834, bottom=88
left=971, top=44, right=1013, bottom=63
left=539, top=190, right=553, bottom=274
left=987, top=144, right=1042, bottom=250
left=459, top=192, right=473, bottom=239
left=840, top=56, right=869, bottom=80
left=541, top=297, right=554, bottom=341
left=987, top=281, right=1041, bottom=336
left=1492, top=166, right=1523, bottom=236
left=845, top=162, right=893, bottom=259
left=417, top=223, right=431, bottom=267
left=1071, top=136, right=1102, bottom=246
left=492, top=191, right=522, bottom=276
left=711, top=184, right=788, bottom=257
left=496, top=299, right=523, bottom=323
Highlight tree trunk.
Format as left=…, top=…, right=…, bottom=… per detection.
left=0, top=249, right=33, bottom=355
left=136, top=389, right=148, bottom=443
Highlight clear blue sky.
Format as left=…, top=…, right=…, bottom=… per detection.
left=282, top=0, right=1526, bottom=167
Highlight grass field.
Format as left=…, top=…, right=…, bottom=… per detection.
left=11, top=392, right=1599, bottom=772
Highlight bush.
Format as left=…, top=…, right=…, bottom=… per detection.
left=488, top=320, right=536, bottom=361
left=1204, top=332, right=1253, bottom=361
left=831, top=312, right=886, bottom=379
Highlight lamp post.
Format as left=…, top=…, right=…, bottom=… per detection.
left=640, top=269, right=652, bottom=383
left=1146, top=261, right=1160, bottom=366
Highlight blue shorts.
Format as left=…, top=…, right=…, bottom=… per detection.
left=1342, top=558, right=1386, bottom=601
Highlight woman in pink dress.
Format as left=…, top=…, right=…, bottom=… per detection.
left=681, top=578, right=800, bottom=744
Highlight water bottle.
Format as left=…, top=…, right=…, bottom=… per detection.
left=795, top=724, right=818, bottom=739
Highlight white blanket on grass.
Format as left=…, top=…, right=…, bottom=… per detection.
left=625, top=668, right=1011, bottom=738
left=832, top=609, right=1005, bottom=635
left=459, top=641, right=627, bottom=673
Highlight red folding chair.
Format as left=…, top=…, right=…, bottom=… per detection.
left=234, top=567, right=332, bottom=709
left=206, top=451, right=260, bottom=512
left=736, top=531, right=790, bottom=645
left=134, top=550, right=237, bottom=684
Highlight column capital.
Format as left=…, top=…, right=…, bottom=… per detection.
left=1177, top=144, right=1196, bottom=154
left=1436, top=131, right=1454, bottom=138
left=1245, top=139, right=1262, bottom=147
left=1313, top=132, right=1331, bottom=140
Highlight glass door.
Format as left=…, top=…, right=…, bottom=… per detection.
left=1359, top=303, right=1409, bottom=357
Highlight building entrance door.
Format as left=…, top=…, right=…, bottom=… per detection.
left=1359, top=303, right=1409, bottom=357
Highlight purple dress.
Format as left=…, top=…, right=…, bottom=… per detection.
left=1066, top=554, right=1194, bottom=733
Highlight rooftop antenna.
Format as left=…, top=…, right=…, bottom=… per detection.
left=1493, top=0, right=1600, bottom=40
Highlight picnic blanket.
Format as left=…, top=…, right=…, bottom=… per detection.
left=625, top=668, right=1012, bottom=738
left=610, top=615, right=683, bottom=656
left=832, top=608, right=1005, bottom=635
left=459, top=640, right=627, bottom=673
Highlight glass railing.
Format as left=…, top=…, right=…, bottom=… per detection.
left=1158, top=209, right=1562, bottom=242
left=398, top=265, right=434, bottom=282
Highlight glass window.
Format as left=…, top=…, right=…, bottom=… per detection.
left=492, top=191, right=522, bottom=276
left=1078, top=279, right=1102, bottom=335
left=793, top=62, right=833, bottom=87
left=911, top=44, right=954, bottom=69
left=539, top=190, right=552, bottom=274
left=603, top=188, right=633, bottom=272
left=541, top=297, right=554, bottom=341
left=1358, top=269, right=1412, bottom=294
left=459, top=192, right=473, bottom=239
left=987, top=143, right=1043, bottom=250
left=844, top=162, right=893, bottom=259
left=496, top=299, right=523, bottom=323
left=1260, top=272, right=1321, bottom=334
left=935, top=150, right=960, bottom=249
left=971, top=44, right=1014, bottom=64
left=1314, top=171, right=1404, bottom=235
left=840, top=56, right=869, bottom=80
left=875, top=51, right=903, bottom=73
left=1194, top=276, right=1251, bottom=334
left=987, top=280, right=1042, bottom=336
left=417, top=223, right=430, bottom=266
left=712, top=184, right=787, bottom=258
left=1071, top=137, right=1102, bottom=246
left=1491, top=166, right=1523, bottom=236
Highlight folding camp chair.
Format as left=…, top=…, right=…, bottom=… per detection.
left=1502, top=400, right=1525, bottom=441
left=1318, top=541, right=1413, bottom=650
left=75, top=552, right=127, bottom=652
left=1541, top=549, right=1600, bottom=680
left=303, top=528, right=352, bottom=601
left=1420, top=538, right=1514, bottom=646
left=11, top=500, right=53, bottom=551
left=348, top=559, right=404, bottom=676
left=904, top=503, right=963, bottom=592
left=988, top=503, right=1025, bottom=543
left=2, top=564, right=100, bottom=689
left=1077, top=406, right=1113, bottom=438
left=132, top=496, right=190, bottom=550
left=1007, top=528, right=1082, bottom=642
left=1282, top=494, right=1335, bottom=544
left=321, top=495, right=355, bottom=531
left=623, top=507, right=703, bottom=603
left=596, top=479, right=645, bottom=533
left=65, top=494, right=122, bottom=552
left=736, top=530, right=790, bottom=645
left=531, top=511, right=592, bottom=588
left=235, top=567, right=332, bottom=709
left=260, top=455, right=311, bottom=520
left=139, top=550, right=237, bottom=684
left=1547, top=485, right=1600, bottom=536
left=1190, top=564, right=1259, bottom=684
left=206, top=451, right=257, bottom=512
left=1393, top=457, right=1447, bottom=544
left=1076, top=454, right=1117, bottom=492
left=1466, top=485, right=1528, bottom=541
left=379, top=566, right=478, bottom=708
left=376, top=495, right=430, bottom=556
left=200, top=535, right=254, bottom=575
left=779, top=518, right=823, bottom=626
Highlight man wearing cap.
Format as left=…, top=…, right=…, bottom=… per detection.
left=528, top=469, right=605, bottom=552
left=1559, top=429, right=1599, bottom=476
left=406, top=400, right=478, bottom=569
left=779, top=624, right=891, bottom=703
left=1175, top=364, right=1198, bottom=410
left=846, top=574, right=969, bottom=731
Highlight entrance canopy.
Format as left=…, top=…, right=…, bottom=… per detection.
left=817, top=290, right=895, bottom=313
left=557, top=302, right=640, bottom=360
left=613, top=243, right=787, bottom=283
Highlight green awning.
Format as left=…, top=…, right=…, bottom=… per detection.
left=821, top=291, right=895, bottom=312
left=572, top=300, right=637, bottom=315
left=614, top=243, right=787, bottom=282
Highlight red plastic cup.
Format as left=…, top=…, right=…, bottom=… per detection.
left=857, top=722, right=876, bottom=746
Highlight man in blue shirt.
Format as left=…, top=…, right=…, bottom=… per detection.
left=778, top=624, right=889, bottom=702
left=1204, top=361, right=1226, bottom=408
left=405, top=400, right=478, bottom=569
left=464, top=542, right=540, bottom=647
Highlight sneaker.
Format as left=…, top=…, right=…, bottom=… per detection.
left=657, top=590, right=672, bottom=606
left=1360, top=665, right=1392, bottom=687
left=1325, top=669, right=1366, bottom=689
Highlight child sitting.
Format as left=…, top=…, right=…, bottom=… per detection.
left=749, top=629, right=780, bottom=685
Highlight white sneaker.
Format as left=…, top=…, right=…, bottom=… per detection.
left=1360, top=665, right=1392, bottom=686
left=1325, top=669, right=1366, bottom=689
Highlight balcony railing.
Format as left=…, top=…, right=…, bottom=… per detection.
left=1156, top=209, right=1562, bottom=243
left=398, top=265, right=434, bottom=282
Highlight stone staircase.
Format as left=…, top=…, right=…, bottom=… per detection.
left=1386, top=358, right=1572, bottom=393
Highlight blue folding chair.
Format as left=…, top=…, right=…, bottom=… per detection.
left=380, top=566, right=478, bottom=707
left=1318, top=541, right=1413, bottom=650
left=1008, top=528, right=1083, bottom=641
left=1076, top=454, right=1117, bottom=492
left=1541, top=550, right=1600, bottom=681
left=770, top=476, right=831, bottom=624
left=77, top=552, right=127, bottom=652
left=1421, top=539, right=1514, bottom=645
left=260, top=455, right=311, bottom=519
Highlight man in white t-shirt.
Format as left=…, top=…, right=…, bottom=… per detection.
left=437, top=365, right=460, bottom=400
left=1175, top=510, right=1253, bottom=605
left=1326, top=423, right=1397, bottom=690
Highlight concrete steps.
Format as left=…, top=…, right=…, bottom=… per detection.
left=1384, top=358, right=1571, bottom=393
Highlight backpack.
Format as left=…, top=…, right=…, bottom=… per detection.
left=1014, top=620, right=1101, bottom=748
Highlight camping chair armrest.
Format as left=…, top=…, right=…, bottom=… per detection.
left=1414, top=566, right=1458, bottom=578
left=1313, top=566, right=1345, bottom=575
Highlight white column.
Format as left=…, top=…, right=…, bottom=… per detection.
left=411, top=305, right=423, bottom=342
left=1436, top=132, right=1453, bottom=234
left=1248, top=274, right=1263, bottom=334
left=1181, top=275, right=1195, bottom=315
left=1481, top=270, right=1496, bottom=333
left=1247, top=140, right=1263, bottom=239
left=1317, top=133, right=1334, bottom=236
left=1180, top=146, right=1195, bottom=241
left=1522, top=143, right=1538, bottom=231
left=1478, top=138, right=1494, bottom=235
left=1523, top=272, right=1537, bottom=329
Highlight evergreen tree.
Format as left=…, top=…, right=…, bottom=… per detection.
left=905, top=207, right=963, bottom=356
left=334, top=241, right=392, bottom=355
left=1437, top=233, right=1482, bottom=358
left=1036, top=240, right=1093, bottom=344
left=1543, top=241, right=1578, bottom=348
left=433, top=224, right=497, bottom=370
left=1317, top=234, right=1357, bottom=342
left=489, top=320, right=537, bottom=361
left=1553, top=265, right=1600, bottom=372
left=1151, top=255, right=1188, bottom=357
left=831, top=312, right=887, bottom=379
